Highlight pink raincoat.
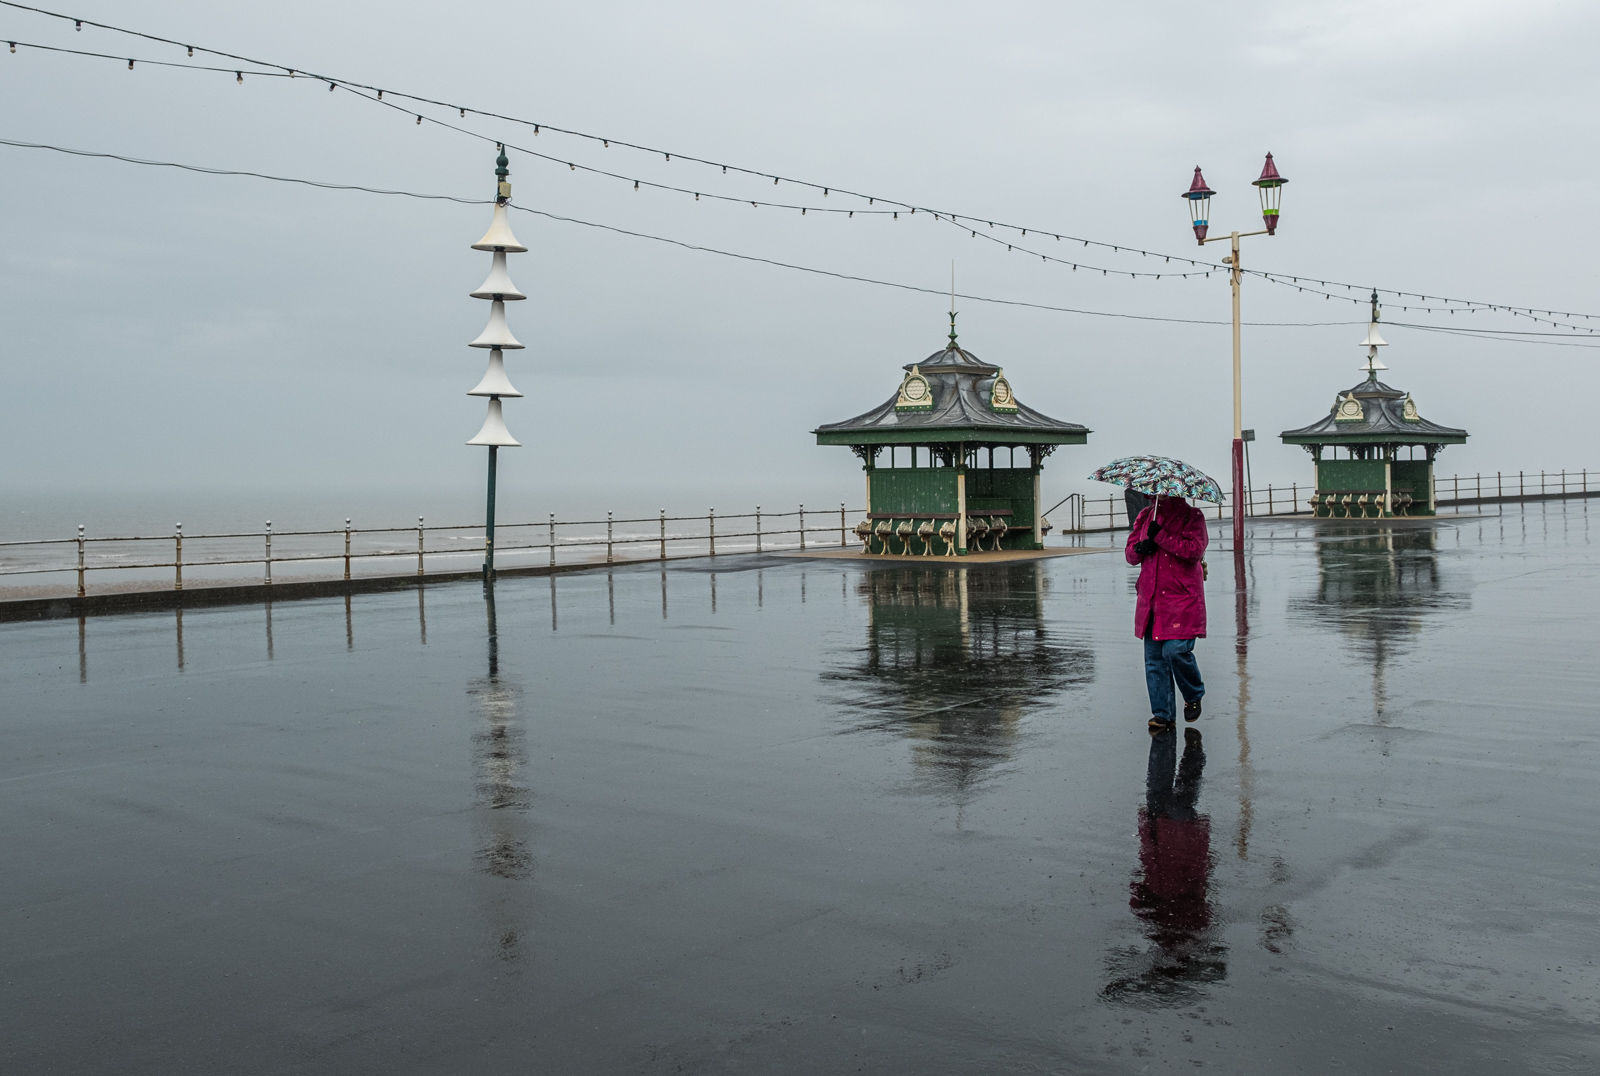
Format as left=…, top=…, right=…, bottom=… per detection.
left=1125, top=499, right=1208, bottom=640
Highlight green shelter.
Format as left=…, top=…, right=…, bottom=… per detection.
left=1280, top=307, right=1467, bottom=517
left=814, top=318, right=1090, bottom=554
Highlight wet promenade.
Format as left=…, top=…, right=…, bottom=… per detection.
left=2, top=501, right=1595, bottom=1073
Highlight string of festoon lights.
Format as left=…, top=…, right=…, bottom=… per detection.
left=7, top=132, right=1600, bottom=349
left=5, top=0, right=1599, bottom=331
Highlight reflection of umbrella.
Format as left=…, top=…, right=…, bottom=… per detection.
left=1089, top=456, right=1224, bottom=503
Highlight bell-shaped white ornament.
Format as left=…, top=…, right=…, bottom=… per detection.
left=467, top=397, right=521, bottom=446
left=1359, top=321, right=1388, bottom=349
left=468, top=349, right=522, bottom=398
left=471, top=203, right=527, bottom=253
left=470, top=300, right=524, bottom=349
left=470, top=250, right=526, bottom=301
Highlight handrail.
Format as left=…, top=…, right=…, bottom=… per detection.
left=2, top=470, right=1593, bottom=594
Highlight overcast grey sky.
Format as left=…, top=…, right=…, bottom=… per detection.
left=3, top=0, right=1598, bottom=531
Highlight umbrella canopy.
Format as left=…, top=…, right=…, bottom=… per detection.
left=1088, top=455, right=1224, bottom=503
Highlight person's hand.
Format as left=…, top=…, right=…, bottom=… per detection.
left=1134, top=539, right=1158, bottom=556
left=1146, top=520, right=1162, bottom=538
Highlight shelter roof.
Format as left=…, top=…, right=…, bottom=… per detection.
left=814, top=344, right=1089, bottom=447
left=1280, top=374, right=1467, bottom=446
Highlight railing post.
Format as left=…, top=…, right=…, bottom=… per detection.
left=265, top=521, right=272, bottom=585
left=709, top=508, right=716, bottom=557
left=417, top=517, right=425, bottom=578
left=756, top=505, right=762, bottom=553
left=549, top=512, right=556, bottom=568
left=607, top=511, right=614, bottom=564
left=344, top=518, right=352, bottom=581
left=659, top=509, right=666, bottom=561
left=840, top=503, right=846, bottom=546
left=1520, top=471, right=1524, bottom=498
left=1497, top=471, right=1502, bottom=499
left=799, top=504, right=806, bottom=550
left=76, top=524, right=85, bottom=598
left=174, top=523, right=183, bottom=591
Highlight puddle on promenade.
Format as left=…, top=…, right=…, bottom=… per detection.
left=1, top=501, right=1596, bottom=1074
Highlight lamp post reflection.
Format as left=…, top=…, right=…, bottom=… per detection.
left=826, top=563, right=1094, bottom=804
left=1103, top=728, right=1226, bottom=1003
left=1233, top=546, right=1254, bottom=860
left=469, top=587, right=532, bottom=967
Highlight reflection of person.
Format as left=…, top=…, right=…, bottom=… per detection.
left=1126, top=496, right=1208, bottom=730
left=1102, top=727, right=1224, bottom=1004
left=1132, top=730, right=1215, bottom=954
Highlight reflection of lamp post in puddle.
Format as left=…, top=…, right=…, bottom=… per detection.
left=470, top=588, right=532, bottom=966
left=1234, top=564, right=1254, bottom=861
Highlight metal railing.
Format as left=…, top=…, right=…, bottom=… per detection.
left=1055, top=468, right=1596, bottom=535
left=1433, top=469, right=1590, bottom=505
left=4, top=469, right=1594, bottom=595
left=0, top=504, right=861, bottom=596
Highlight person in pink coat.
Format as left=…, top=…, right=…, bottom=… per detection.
left=1125, top=496, right=1209, bottom=730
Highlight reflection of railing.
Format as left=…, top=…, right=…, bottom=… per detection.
left=0, top=505, right=862, bottom=596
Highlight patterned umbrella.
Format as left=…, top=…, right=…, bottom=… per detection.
left=1087, top=455, right=1224, bottom=503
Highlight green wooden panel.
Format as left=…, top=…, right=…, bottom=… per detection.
left=1391, top=460, right=1435, bottom=515
left=869, top=469, right=959, bottom=515
left=1316, top=459, right=1386, bottom=491
left=965, top=468, right=1038, bottom=550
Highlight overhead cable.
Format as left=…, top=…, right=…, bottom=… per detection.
left=0, top=136, right=1361, bottom=329
left=3, top=0, right=1596, bottom=326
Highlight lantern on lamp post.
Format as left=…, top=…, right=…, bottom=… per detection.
left=1179, top=153, right=1288, bottom=560
left=465, top=145, right=526, bottom=582
left=1253, top=152, right=1286, bottom=235
left=1184, top=166, right=1215, bottom=244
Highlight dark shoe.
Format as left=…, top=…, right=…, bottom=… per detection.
left=1184, top=728, right=1203, bottom=747
left=1183, top=697, right=1202, bottom=722
left=1148, top=717, right=1176, bottom=731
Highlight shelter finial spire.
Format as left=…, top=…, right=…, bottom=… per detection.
left=948, top=262, right=958, bottom=348
left=1359, top=288, right=1388, bottom=378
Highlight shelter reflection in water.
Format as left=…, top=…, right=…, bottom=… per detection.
left=1288, top=523, right=1469, bottom=721
left=1103, top=728, right=1225, bottom=1005
left=825, top=563, right=1094, bottom=798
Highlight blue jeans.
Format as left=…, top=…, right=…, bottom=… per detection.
left=1144, top=637, right=1204, bottom=721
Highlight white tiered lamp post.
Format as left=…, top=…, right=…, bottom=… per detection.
left=466, top=145, right=527, bottom=582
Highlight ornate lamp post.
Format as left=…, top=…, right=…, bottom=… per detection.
left=1182, top=153, right=1287, bottom=554
left=466, top=145, right=526, bottom=581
